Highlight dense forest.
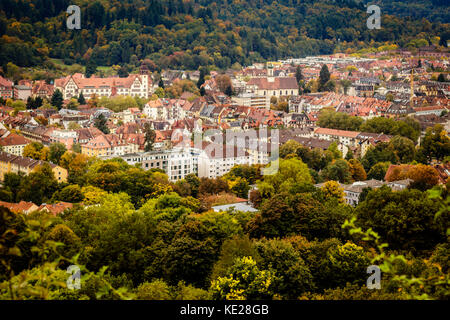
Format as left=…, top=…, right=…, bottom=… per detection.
left=0, top=0, right=449, bottom=74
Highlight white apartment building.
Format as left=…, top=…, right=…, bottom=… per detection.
left=117, top=148, right=200, bottom=181
left=197, top=144, right=250, bottom=179
left=143, top=99, right=168, bottom=120
left=231, top=93, right=270, bottom=109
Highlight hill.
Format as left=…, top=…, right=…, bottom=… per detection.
left=0, top=0, right=448, bottom=75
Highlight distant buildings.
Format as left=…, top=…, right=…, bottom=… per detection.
left=110, top=148, right=201, bottom=182
left=0, top=151, right=68, bottom=182
left=315, top=179, right=412, bottom=207
left=81, top=133, right=134, bottom=157
left=0, top=76, right=14, bottom=99
left=0, top=200, right=73, bottom=215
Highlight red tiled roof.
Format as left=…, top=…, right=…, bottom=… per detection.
left=315, top=127, right=360, bottom=138
left=0, top=133, right=29, bottom=146
left=247, top=77, right=298, bottom=90
left=38, top=202, right=73, bottom=216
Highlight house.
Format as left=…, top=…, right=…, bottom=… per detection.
left=212, top=202, right=258, bottom=213
left=143, top=99, right=168, bottom=120
left=232, top=92, right=270, bottom=109
left=0, top=75, right=14, bottom=99
left=81, top=133, right=131, bottom=157
left=313, top=127, right=361, bottom=157
left=0, top=133, right=30, bottom=156
left=356, top=132, right=393, bottom=157
left=315, top=179, right=401, bottom=207
left=340, top=180, right=386, bottom=206
left=0, top=151, right=68, bottom=182
left=38, top=202, right=74, bottom=216
left=31, top=80, right=54, bottom=98
left=414, top=105, right=449, bottom=117
left=14, top=85, right=32, bottom=100
left=19, top=125, right=55, bottom=145
left=0, top=200, right=39, bottom=214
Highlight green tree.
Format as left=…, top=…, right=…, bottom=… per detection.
left=50, top=89, right=63, bottom=110
left=228, top=177, right=250, bottom=199
left=77, top=92, right=86, bottom=104
left=85, top=59, right=97, bottom=78
left=48, top=143, right=67, bottom=165
left=17, top=163, right=59, bottom=204
left=367, top=162, right=390, bottom=180
left=94, top=114, right=110, bottom=134
left=355, top=186, right=446, bottom=251
left=319, top=64, right=330, bottom=91
left=321, top=160, right=351, bottom=183
left=23, top=142, right=46, bottom=160
left=416, top=124, right=450, bottom=163
left=388, top=136, right=416, bottom=163
left=197, top=67, right=206, bottom=89
left=295, top=65, right=303, bottom=83
left=144, top=123, right=156, bottom=152
left=321, top=180, right=345, bottom=203
left=51, top=184, right=83, bottom=203
left=254, top=238, right=314, bottom=299
left=263, top=158, right=312, bottom=192
left=326, top=242, right=371, bottom=288
left=117, top=66, right=129, bottom=78
left=210, top=256, right=277, bottom=300
left=136, top=280, right=172, bottom=300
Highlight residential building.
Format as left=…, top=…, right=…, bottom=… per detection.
left=0, top=200, right=39, bottom=214
left=197, top=143, right=250, bottom=179
left=313, top=127, right=361, bottom=157
left=81, top=134, right=132, bottom=157
left=112, top=148, right=201, bottom=181
left=0, top=76, right=14, bottom=99
left=0, top=133, right=30, bottom=156
left=143, top=99, right=168, bottom=120
left=0, top=151, right=68, bottom=182
left=14, top=85, right=32, bottom=100
left=55, top=72, right=152, bottom=100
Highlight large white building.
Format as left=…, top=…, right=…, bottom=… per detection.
left=55, top=72, right=152, bottom=100
left=197, top=143, right=251, bottom=179
left=116, top=148, right=200, bottom=182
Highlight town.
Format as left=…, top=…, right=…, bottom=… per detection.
left=0, top=46, right=448, bottom=214
left=1, top=20, right=450, bottom=303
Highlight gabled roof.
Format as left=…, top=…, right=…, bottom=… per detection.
left=0, top=133, right=29, bottom=146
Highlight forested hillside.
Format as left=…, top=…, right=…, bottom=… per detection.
left=0, top=0, right=449, bottom=72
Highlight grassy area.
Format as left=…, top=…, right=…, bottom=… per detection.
left=50, top=59, right=117, bottom=76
